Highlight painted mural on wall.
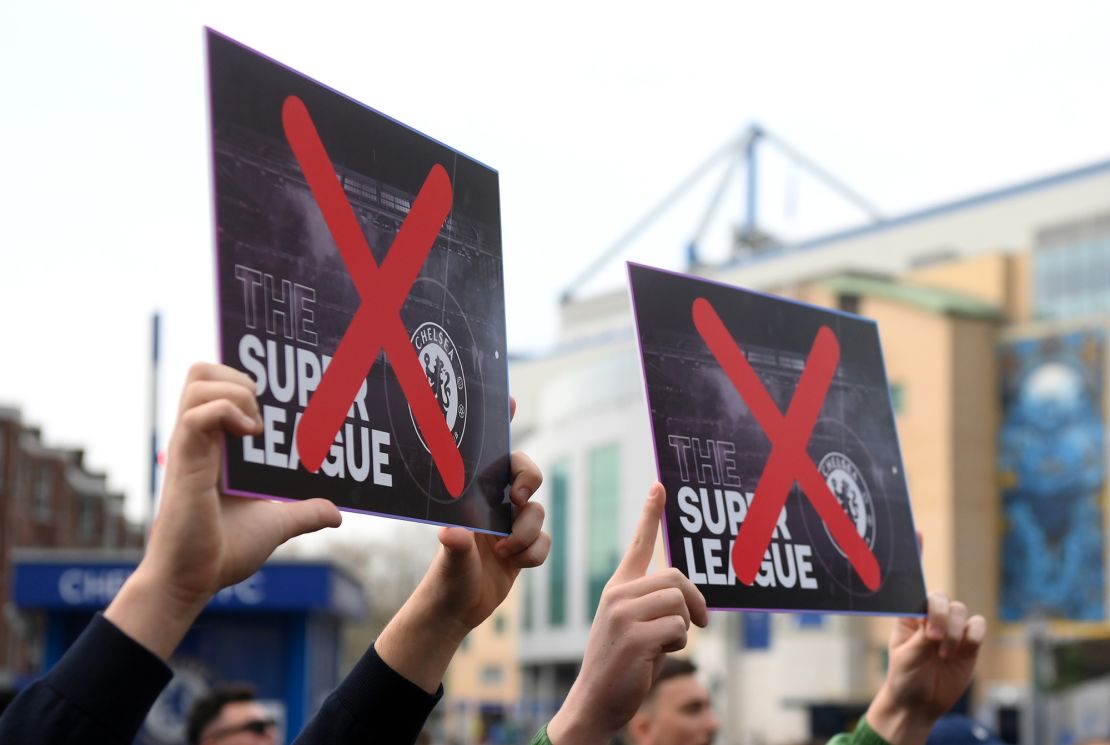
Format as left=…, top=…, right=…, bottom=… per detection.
left=998, top=329, right=1105, bottom=621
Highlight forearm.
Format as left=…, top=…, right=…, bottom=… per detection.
left=0, top=614, right=173, bottom=743
left=863, top=686, right=935, bottom=745
left=373, top=585, right=469, bottom=694
left=295, top=643, right=441, bottom=745
left=546, top=693, right=617, bottom=745
left=103, top=563, right=206, bottom=661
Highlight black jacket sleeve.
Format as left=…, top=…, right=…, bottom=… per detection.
left=292, top=643, right=442, bottom=745
left=0, top=613, right=173, bottom=744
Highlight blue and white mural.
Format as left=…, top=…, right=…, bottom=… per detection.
left=998, top=330, right=1105, bottom=621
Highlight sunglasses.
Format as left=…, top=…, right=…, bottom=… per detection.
left=206, top=717, right=278, bottom=740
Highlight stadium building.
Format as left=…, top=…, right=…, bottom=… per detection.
left=507, top=148, right=1110, bottom=744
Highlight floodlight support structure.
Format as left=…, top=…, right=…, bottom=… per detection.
left=559, top=123, right=883, bottom=304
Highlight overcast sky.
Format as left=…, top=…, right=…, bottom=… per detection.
left=2, top=0, right=1108, bottom=527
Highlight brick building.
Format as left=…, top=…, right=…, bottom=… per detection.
left=0, top=406, right=142, bottom=698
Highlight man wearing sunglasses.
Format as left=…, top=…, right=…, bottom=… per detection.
left=187, top=684, right=278, bottom=745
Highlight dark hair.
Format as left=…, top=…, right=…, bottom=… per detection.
left=650, top=656, right=697, bottom=695
left=186, top=683, right=258, bottom=745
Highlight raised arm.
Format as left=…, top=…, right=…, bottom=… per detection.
left=0, top=362, right=342, bottom=744
left=108, top=362, right=342, bottom=658
left=544, top=483, right=709, bottom=745
left=832, top=591, right=987, bottom=745
left=294, top=396, right=551, bottom=745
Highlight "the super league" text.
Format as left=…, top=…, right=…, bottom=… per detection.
left=233, top=264, right=393, bottom=486
left=668, top=434, right=818, bottom=590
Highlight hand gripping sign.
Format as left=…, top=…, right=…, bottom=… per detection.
left=208, top=29, right=511, bottom=534
left=629, top=262, right=926, bottom=615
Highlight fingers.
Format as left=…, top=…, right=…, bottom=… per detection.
left=509, top=531, right=551, bottom=569
left=613, top=483, right=665, bottom=582
left=958, top=615, right=988, bottom=659
left=614, top=568, right=708, bottom=628
left=940, top=600, right=968, bottom=659
left=607, top=583, right=691, bottom=655
left=278, top=498, right=342, bottom=542
left=434, top=527, right=479, bottom=577
left=925, top=591, right=949, bottom=642
left=178, top=399, right=261, bottom=441
left=627, top=587, right=692, bottom=630
left=174, top=363, right=262, bottom=446
left=438, top=526, right=476, bottom=556
left=509, top=450, right=543, bottom=507
left=495, top=501, right=545, bottom=558
left=509, top=395, right=517, bottom=422
left=181, top=362, right=257, bottom=409
left=634, top=615, right=689, bottom=655
left=180, top=380, right=261, bottom=425
left=916, top=590, right=987, bottom=661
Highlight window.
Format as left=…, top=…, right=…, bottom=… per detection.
left=837, top=293, right=861, bottom=315
left=522, top=574, right=534, bottom=631
left=890, top=383, right=905, bottom=414
left=796, top=613, right=825, bottom=629
left=480, top=665, right=504, bottom=686
left=548, top=461, right=569, bottom=626
left=343, top=176, right=377, bottom=204
left=1034, top=213, right=1110, bottom=320
left=79, top=494, right=97, bottom=543
left=587, top=444, right=621, bottom=618
left=15, top=459, right=29, bottom=509
left=33, top=465, right=54, bottom=523
left=741, top=612, right=771, bottom=649
left=379, top=191, right=411, bottom=214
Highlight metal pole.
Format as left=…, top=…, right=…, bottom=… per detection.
left=147, top=312, right=161, bottom=537
left=1029, top=615, right=1050, bottom=745
left=744, top=127, right=760, bottom=236
left=560, top=133, right=746, bottom=303
left=760, top=131, right=883, bottom=223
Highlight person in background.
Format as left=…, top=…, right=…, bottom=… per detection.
left=923, top=714, right=1005, bottom=745
left=187, top=684, right=277, bottom=745
left=624, top=657, right=717, bottom=745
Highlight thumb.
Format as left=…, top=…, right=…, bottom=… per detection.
left=279, top=498, right=342, bottom=542
left=437, top=526, right=478, bottom=575
left=651, top=653, right=666, bottom=682
left=889, top=615, right=925, bottom=651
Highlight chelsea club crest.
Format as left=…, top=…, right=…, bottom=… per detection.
left=409, top=321, right=467, bottom=449
left=818, top=451, right=877, bottom=557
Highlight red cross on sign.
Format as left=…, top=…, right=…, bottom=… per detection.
left=691, top=297, right=881, bottom=591
left=281, top=95, right=465, bottom=498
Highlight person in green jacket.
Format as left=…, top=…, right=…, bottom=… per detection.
left=532, top=484, right=986, bottom=745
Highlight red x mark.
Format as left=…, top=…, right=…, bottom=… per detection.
left=691, top=297, right=881, bottom=591
left=282, top=95, right=465, bottom=497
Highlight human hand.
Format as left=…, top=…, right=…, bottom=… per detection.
left=865, top=591, right=987, bottom=745
left=374, top=397, right=549, bottom=692
left=547, top=483, right=709, bottom=745
left=107, top=363, right=341, bottom=658
left=415, top=395, right=549, bottom=628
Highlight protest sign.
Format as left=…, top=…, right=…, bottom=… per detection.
left=207, top=29, right=511, bottom=534
left=629, top=262, right=926, bottom=614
